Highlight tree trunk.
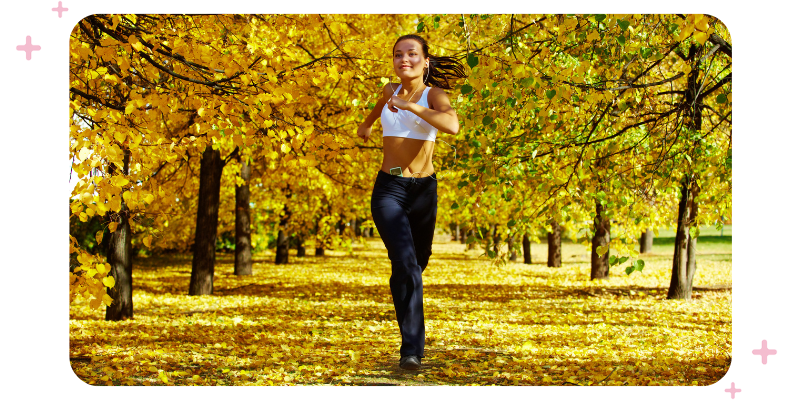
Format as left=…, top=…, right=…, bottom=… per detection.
left=336, top=220, right=344, bottom=235
left=667, top=177, right=700, bottom=299
left=190, top=145, right=224, bottom=295
left=639, top=229, right=654, bottom=254
left=590, top=201, right=611, bottom=280
left=547, top=219, right=562, bottom=268
left=459, top=225, right=466, bottom=244
left=275, top=204, right=290, bottom=264
left=492, top=224, right=500, bottom=255
left=296, top=234, right=306, bottom=257
left=668, top=44, right=705, bottom=299
left=507, top=233, right=517, bottom=261
left=234, top=155, right=252, bottom=275
left=454, top=224, right=460, bottom=242
left=106, top=149, right=133, bottom=321
left=522, top=234, right=532, bottom=264
left=467, top=229, right=476, bottom=250
left=314, top=217, right=325, bottom=256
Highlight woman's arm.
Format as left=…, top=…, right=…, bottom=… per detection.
left=357, top=83, right=396, bottom=142
left=388, top=87, right=459, bottom=135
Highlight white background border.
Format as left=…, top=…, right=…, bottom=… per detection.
left=1, top=1, right=787, bottom=399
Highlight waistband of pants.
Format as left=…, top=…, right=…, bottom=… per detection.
left=376, top=169, right=437, bottom=185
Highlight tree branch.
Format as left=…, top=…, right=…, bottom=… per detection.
left=707, top=34, right=732, bottom=58
left=70, top=87, right=125, bottom=111
left=697, top=73, right=731, bottom=102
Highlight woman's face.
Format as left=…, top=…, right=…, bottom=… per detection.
left=393, top=39, right=427, bottom=80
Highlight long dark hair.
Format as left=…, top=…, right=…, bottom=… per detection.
left=393, top=34, right=467, bottom=90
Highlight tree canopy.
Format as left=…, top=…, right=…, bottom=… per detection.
left=69, top=14, right=731, bottom=306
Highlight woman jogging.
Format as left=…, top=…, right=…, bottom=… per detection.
left=356, top=34, right=466, bottom=370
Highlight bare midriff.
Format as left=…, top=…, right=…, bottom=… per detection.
left=381, top=136, right=436, bottom=178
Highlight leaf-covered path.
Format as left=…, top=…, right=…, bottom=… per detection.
left=70, top=237, right=731, bottom=386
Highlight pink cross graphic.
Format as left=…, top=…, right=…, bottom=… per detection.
left=16, top=36, right=41, bottom=60
left=52, top=2, right=68, bottom=18
left=725, top=382, right=741, bottom=399
left=752, top=339, right=777, bottom=364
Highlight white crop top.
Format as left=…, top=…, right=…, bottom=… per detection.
left=381, top=84, right=438, bottom=142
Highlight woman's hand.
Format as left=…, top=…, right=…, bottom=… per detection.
left=357, top=123, right=372, bottom=142
left=386, top=95, right=411, bottom=113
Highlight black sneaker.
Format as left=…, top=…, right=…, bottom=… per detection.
left=399, top=355, right=421, bottom=370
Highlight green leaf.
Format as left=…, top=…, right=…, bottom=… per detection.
left=451, top=202, right=460, bottom=209
left=457, top=180, right=469, bottom=189
left=506, top=97, right=517, bottom=107
left=507, top=220, right=517, bottom=228
left=482, top=115, right=493, bottom=126
left=487, top=250, right=496, bottom=259
left=640, top=47, right=652, bottom=59
left=635, top=259, right=645, bottom=272
left=716, top=93, right=728, bottom=104
left=618, top=256, right=629, bottom=265
left=595, top=14, right=606, bottom=23
left=520, top=77, right=534, bottom=87
left=617, top=20, right=630, bottom=31
left=461, top=84, right=473, bottom=95
left=616, top=35, right=626, bottom=46
left=417, top=21, right=425, bottom=33
left=469, top=174, right=479, bottom=182
left=609, top=255, right=618, bottom=266
left=625, top=266, right=634, bottom=275
left=545, top=90, right=556, bottom=99
left=467, top=53, right=479, bottom=68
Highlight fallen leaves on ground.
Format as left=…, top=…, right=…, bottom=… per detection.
left=70, top=239, right=731, bottom=386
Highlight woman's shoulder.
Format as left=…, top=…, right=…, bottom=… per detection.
left=383, top=82, right=400, bottom=95
left=427, top=86, right=448, bottom=96
left=426, top=86, right=451, bottom=101
left=379, top=82, right=400, bottom=101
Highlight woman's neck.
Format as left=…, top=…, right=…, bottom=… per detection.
left=398, top=76, right=425, bottom=92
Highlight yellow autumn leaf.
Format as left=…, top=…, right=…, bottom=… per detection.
left=693, top=31, right=708, bottom=45
left=111, top=175, right=130, bottom=187
left=102, top=276, right=115, bottom=288
left=114, top=130, right=126, bottom=144
left=108, top=221, right=118, bottom=233
left=678, top=24, right=694, bottom=41
left=521, top=341, right=534, bottom=350
left=78, top=147, right=92, bottom=162
left=143, top=236, right=152, bottom=248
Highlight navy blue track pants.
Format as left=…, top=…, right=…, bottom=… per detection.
left=370, top=170, right=437, bottom=358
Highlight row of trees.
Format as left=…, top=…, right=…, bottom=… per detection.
left=68, top=14, right=731, bottom=320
